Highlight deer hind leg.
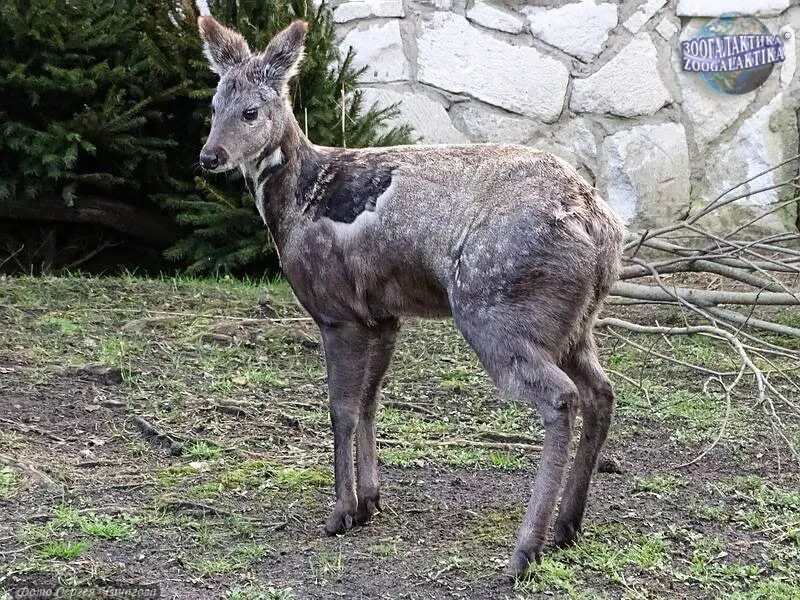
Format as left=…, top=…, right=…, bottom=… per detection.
left=554, top=336, right=615, bottom=548
left=505, top=352, right=577, bottom=578
left=451, top=309, right=578, bottom=579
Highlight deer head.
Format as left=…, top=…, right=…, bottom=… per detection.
left=197, top=17, right=307, bottom=172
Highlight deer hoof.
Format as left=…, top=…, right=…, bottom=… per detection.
left=553, top=520, right=579, bottom=548
left=324, top=503, right=356, bottom=536
left=355, top=493, right=381, bottom=525
left=505, top=548, right=539, bottom=581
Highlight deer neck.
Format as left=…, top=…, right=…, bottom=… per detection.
left=241, top=112, right=318, bottom=251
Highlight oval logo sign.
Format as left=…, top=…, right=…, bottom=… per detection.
left=681, top=15, right=788, bottom=95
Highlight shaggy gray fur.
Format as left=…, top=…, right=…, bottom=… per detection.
left=198, top=16, right=625, bottom=579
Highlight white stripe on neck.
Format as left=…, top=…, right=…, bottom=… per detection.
left=243, top=148, right=284, bottom=226
left=263, top=147, right=283, bottom=168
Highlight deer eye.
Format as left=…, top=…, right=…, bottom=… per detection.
left=242, top=107, right=258, bottom=121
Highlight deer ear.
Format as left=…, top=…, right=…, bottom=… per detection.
left=198, top=16, right=251, bottom=76
left=253, top=20, right=308, bottom=94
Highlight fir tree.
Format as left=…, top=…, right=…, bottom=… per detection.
left=0, top=0, right=201, bottom=270
left=0, top=0, right=412, bottom=274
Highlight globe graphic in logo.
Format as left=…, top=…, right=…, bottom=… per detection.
left=697, top=16, right=774, bottom=95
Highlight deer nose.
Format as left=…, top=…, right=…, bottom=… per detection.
left=199, top=147, right=228, bottom=170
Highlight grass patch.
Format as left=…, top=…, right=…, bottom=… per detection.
left=690, top=502, right=729, bottom=523
left=368, top=540, right=401, bottom=557
left=24, top=505, right=136, bottom=542
left=632, top=474, right=681, bottom=496
left=270, top=467, right=331, bottom=490
left=185, top=441, right=223, bottom=460
left=656, top=389, right=731, bottom=445
left=559, top=524, right=667, bottom=582
left=380, top=448, right=421, bottom=468
left=0, top=431, right=29, bottom=452
left=380, top=445, right=526, bottom=470
left=729, top=579, right=800, bottom=600
left=36, top=315, right=83, bottom=336
left=515, top=556, right=578, bottom=595
left=244, top=368, right=288, bottom=387
left=0, top=466, right=22, bottom=501
left=225, top=587, right=296, bottom=600
left=156, top=464, right=200, bottom=487
left=39, top=540, right=88, bottom=560
left=311, top=551, right=345, bottom=583
left=187, top=556, right=235, bottom=577
left=50, top=505, right=83, bottom=529
left=723, top=475, right=800, bottom=539
left=232, top=542, right=272, bottom=564
left=463, top=504, right=523, bottom=546
left=79, top=515, right=135, bottom=540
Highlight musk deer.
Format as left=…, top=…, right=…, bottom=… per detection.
left=197, top=16, right=625, bottom=578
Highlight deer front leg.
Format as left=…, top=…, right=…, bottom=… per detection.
left=355, top=318, right=398, bottom=524
left=320, top=322, right=371, bottom=535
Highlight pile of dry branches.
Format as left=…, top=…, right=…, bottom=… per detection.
left=598, top=154, right=800, bottom=466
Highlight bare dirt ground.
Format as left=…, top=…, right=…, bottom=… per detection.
left=0, top=276, right=798, bottom=599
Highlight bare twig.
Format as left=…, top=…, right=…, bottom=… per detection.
left=131, top=416, right=184, bottom=455
left=596, top=318, right=766, bottom=403
left=377, top=437, right=541, bottom=452
left=0, top=454, right=62, bottom=492
left=383, top=401, right=439, bottom=418
left=0, top=244, right=25, bottom=270
left=674, top=371, right=739, bottom=469
left=612, top=281, right=799, bottom=307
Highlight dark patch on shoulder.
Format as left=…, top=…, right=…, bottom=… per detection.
left=297, top=151, right=395, bottom=224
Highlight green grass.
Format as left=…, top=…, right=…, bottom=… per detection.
left=690, top=501, right=729, bottom=523
left=79, top=515, right=135, bottom=540
left=185, top=441, right=223, bottom=460
left=220, top=460, right=269, bottom=489
left=270, top=467, right=331, bottom=489
left=380, top=444, right=527, bottom=470
left=156, top=464, right=200, bottom=487
left=729, top=579, right=800, bottom=600
left=0, top=431, right=28, bottom=452
left=244, top=368, right=288, bottom=387
left=368, top=540, right=401, bottom=557
left=312, top=551, right=345, bottom=583
left=559, top=524, right=667, bottom=581
left=225, top=587, right=296, bottom=600
left=39, top=540, right=88, bottom=560
left=463, top=503, right=523, bottom=546
left=20, top=506, right=136, bottom=548
left=185, top=519, right=215, bottom=546
left=487, top=402, right=533, bottom=433
left=232, top=542, right=272, bottom=564
left=632, top=474, right=681, bottom=496
left=36, top=315, right=83, bottom=336
left=184, top=540, right=274, bottom=578
left=515, top=556, right=579, bottom=595
left=0, top=466, right=21, bottom=501
left=612, top=376, right=749, bottom=448
left=188, top=556, right=235, bottom=577
left=722, top=475, right=800, bottom=541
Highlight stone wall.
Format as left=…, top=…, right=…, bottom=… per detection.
left=329, top=0, right=800, bottom=230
